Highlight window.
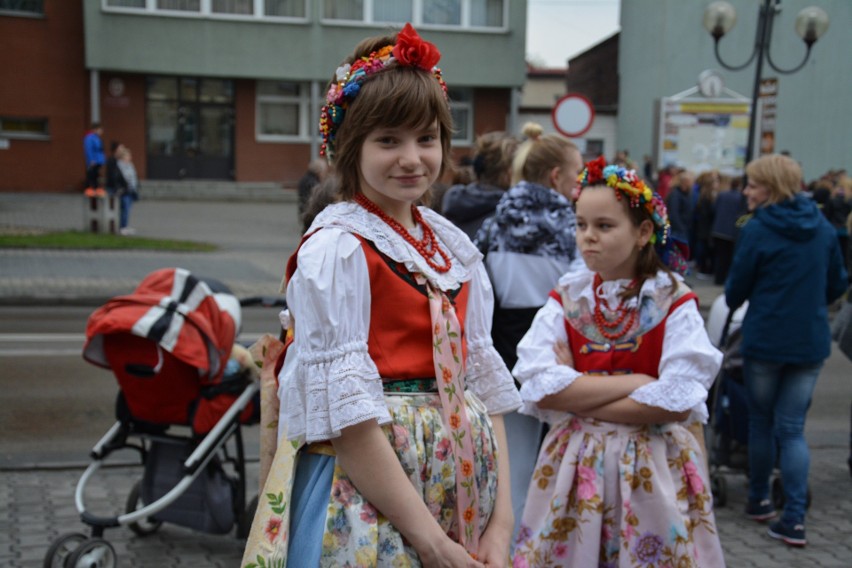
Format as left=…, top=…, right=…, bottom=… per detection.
left=323, top=0, right=505, bottom=28
left=157, top=0, right=200, bottom=11
left=448, top=88, right=472, bottom=145
left=0, top=117, right=49, bottom=139
left=105, top=0, right=145, bottom=7
left=256, top=80, right=312, bottom=141
left=423, top=0, right=460, bottom=26
left=212, top=0, right=253, bottom=14
left=470, top=0, right=502, bottom=27
left=104, top=0, right=307, bottom=18
left=265, top=0, right=304, bottom=17
left=0, top=0, right=44, bottom=15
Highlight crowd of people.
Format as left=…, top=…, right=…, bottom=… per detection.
left=225, top=23, right=847, bottom=567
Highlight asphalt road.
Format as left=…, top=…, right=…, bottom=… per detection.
left=0, top=305, right=282, bottom=469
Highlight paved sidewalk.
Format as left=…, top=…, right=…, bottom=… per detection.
left=2, top=192, right=851, bottom=567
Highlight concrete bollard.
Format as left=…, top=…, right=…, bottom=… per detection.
left=82, top=191, right=119, bottom=234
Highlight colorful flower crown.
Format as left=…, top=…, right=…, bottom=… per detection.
left=574, top=156, right=689, bottom=274
left=319, top=23, right=449, bottom=159
left=574, top=156, right=670, bottom=245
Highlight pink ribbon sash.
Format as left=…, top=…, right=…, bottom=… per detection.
left=424, top=278, right=480, bottom=555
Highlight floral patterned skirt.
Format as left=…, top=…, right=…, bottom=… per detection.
left=513, top=417, right=725, bottom=568
left=245, top=391, right=499, bottom=567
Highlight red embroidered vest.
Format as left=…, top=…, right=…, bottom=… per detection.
left=548, top=287, right=697, bottom=378
left=286, top=232, right=470, bottom=381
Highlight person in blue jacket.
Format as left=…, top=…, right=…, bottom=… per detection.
left=726, top=153, right=847, bottom=548
left=83, top=122, right=105, bottom=190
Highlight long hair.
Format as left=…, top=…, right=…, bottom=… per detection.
left=621, top=201, right=678, bottom=301
left=329, top=34, right=453, bottom=202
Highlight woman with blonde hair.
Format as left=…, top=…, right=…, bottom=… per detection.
left=726, top=154, right=847, bottom=547
left=474, top=121, right=583, bottom=537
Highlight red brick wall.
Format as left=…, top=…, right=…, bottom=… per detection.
left=0, top=2, right=88, bottom=192
left=234, top=80, right=311, bottom=187
left=99, top=74, right=148, bottom=180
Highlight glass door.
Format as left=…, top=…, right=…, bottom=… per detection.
left=146, top=76, right=234, bottom=180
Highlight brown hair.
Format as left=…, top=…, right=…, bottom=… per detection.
left=329, top=33, right=453, bottom=201
left=473, top=131, right=518, bottom=188
left=511, top=122, right=579, bottom=186
left=623, top=198, right=678, bottom=300
left=745, top=154, right=801, bottom=205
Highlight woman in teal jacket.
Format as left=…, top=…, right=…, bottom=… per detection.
left=726, top=154, right=847, bottom=547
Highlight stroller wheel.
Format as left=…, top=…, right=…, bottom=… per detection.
left=43, top=532, right=87, bottom=568
left=237, top=494, right=259, bottom=539
left=125, top=479, right=163, bottom=536
left=771, top=476, right=812, bottom=511
left=65, top=538, right=117, bottom=568
left=710, top=474, right=728, bottom=508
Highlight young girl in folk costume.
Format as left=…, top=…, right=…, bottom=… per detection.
left=243, top=24, right=521, bottom=567
left=512, top=157, right=725, bottom=567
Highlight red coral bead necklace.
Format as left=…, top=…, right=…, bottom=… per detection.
left=592, top=273, right=638, bottom=341
left=354, top=193, right=452, bottom=273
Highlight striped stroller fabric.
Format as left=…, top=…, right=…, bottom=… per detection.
left=83, top=267, right=240, bottom=384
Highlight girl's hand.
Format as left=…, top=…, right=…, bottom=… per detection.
left=553, top=340, right=573, bottom=367
left=417, top=538, right=484, bottom=567
left=476, top=521, right=513, bottom=567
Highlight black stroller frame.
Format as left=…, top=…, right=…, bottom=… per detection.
left=43, top=270, right=281, bottom=568
left=44, top=381, right=259, bottom=568
left=707, top=306, right=811, bottom=512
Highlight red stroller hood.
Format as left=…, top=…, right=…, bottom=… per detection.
left=83, top=267, right=240, bottom=383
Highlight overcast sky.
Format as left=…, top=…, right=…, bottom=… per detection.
left=526, top=0, right=621, bottom=68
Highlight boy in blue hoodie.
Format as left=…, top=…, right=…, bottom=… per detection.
left=83, top=123, right=105, bottom=191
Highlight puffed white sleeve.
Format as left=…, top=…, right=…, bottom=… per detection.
left=463, top=263, right=522, bottom=414
left=629, top=299, right=722, bottom=423
left=279, top=229, right=390, bottom=443
left=513, top=296, right=582, bottom=425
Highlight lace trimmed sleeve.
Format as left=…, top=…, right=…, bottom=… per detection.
left=513, top=297, right=582, bottom=425
left=629, top=299, right=723, bottom=423
left=279, top=229, right=390, bottom=443
left=463, top=264, right=522, bottom=414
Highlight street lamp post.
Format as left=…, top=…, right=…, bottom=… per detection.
left=702, top=0, right=829, bottom=166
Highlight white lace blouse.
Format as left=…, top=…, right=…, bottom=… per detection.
left=278, top=202, right=522, bottom=444
left=513, top=269, right=722, bottom=426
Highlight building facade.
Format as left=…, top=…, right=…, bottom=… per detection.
left=1, top=0, right=527, bottom=192
left=617, top=0, right=850, bottom=180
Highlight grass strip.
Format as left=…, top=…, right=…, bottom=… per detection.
left=0, top=231, right=217, bottom=252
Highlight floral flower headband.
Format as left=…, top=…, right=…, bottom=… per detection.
left=573, top=156, right=670, bottom=245
left=319, top=23, right=449, bottom=159
left=574, top=156, right=690, bottom=274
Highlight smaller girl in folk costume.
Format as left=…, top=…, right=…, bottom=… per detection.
left=512, top=157, right=725, bottom=567
left=242, top=24, right=521, bottom=568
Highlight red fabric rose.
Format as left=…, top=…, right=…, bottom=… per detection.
left=393, top=23, right=441, bottom=70
left=585, top=155, right=607, bottom=184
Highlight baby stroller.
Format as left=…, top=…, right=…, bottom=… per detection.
left=705, top=295, right=749, bottom=507
left=705, top=295, right=810, bottom=510
left=44, top=268, right=261, bottom=568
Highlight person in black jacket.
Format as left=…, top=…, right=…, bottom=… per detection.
left=440, top=131, right=518, bottom=239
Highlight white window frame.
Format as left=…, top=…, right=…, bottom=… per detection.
left=101, top=0, right=310, bottom=22
left=449, top=88, right=473, bottom=146
left=320, top=0, right=507, bottom=31
left=255, top=80, right=313, bottom=142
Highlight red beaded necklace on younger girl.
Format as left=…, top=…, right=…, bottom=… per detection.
left=592, top=273, right=639, bottom=341
left=354, top=193, right=452, bottom=273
